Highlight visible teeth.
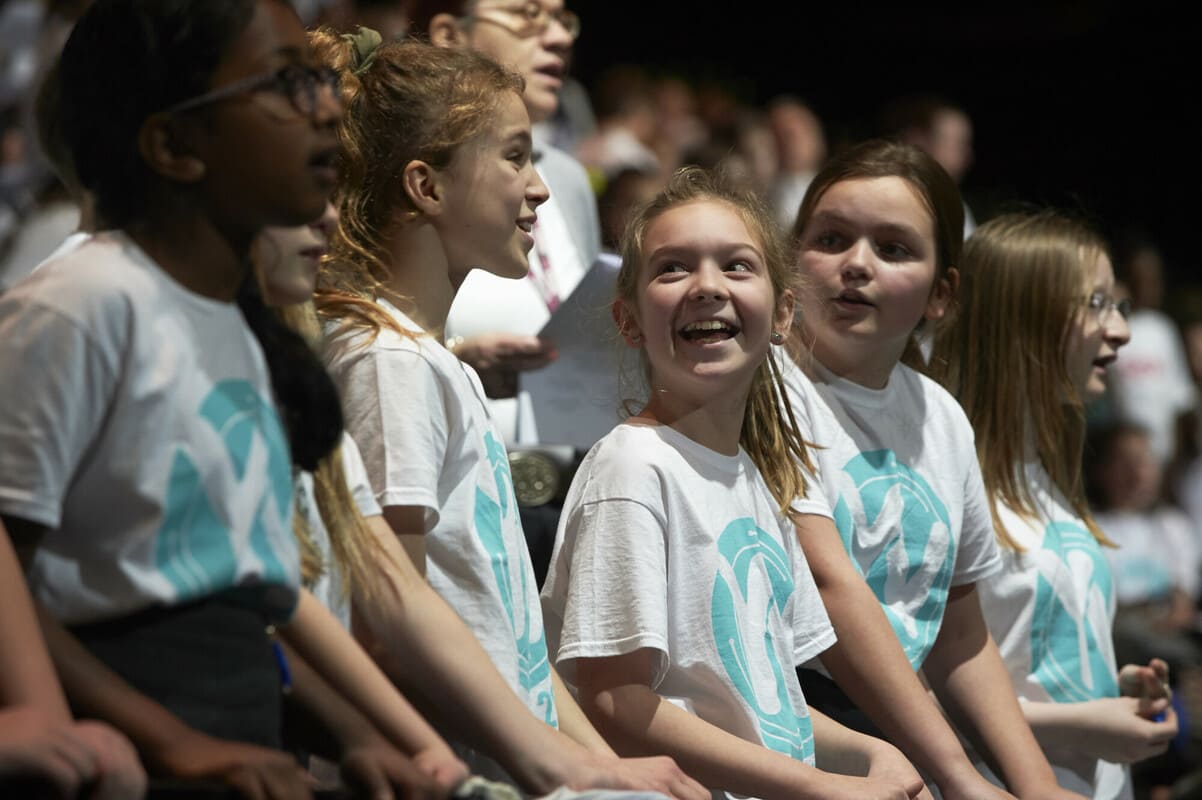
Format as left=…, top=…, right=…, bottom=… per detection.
left=683, top=320, right=730, bottom=332
left=517, top=221, right=533, bottom=233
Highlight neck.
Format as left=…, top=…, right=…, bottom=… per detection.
left=378, top=221, right=458, bottom=339
left=638, top=381, right=749, bottom=457
left=792, top=322, right=901, bottom=389
left=128, top=214, right=250, bottom=301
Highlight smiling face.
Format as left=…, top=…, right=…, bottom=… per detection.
left=1064, top=250, right=1131, bottom=402
left=796, top=176, right=951, bottom=387
left=619, top=198, right=791, bottom=406
left=461, top=0, right=573, bottom=123
left=255, top=201, right=336, bottom=306
left=436, top=90, right=548, bottom=283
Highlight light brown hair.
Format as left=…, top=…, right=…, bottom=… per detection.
left=928, top=210, right=1113, bottom=549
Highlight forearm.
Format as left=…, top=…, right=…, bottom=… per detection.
left=0, top=525, right=71, bottom=717
left=280, top=589, right=452, bottom=759
left=34, top=602, right=195, bottom=769
left=799, top=518, right=980, bottom=789
left=583, top=681, right=827, bottom=800
left=357, top=516, right=587, bottom=792
left=278, top=639, right=384, bottom=759
left=923, top=586, right=1057, bottom=797
left=551, top=666, right=618, bottom=758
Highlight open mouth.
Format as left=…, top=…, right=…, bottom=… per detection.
left=834, top=289, right=873, bottom=307
left=1093, top=354, right=1117, bottom=369
left=517, top=217, right=536, bottom=234
left=679, top=319, right=739, bottom=343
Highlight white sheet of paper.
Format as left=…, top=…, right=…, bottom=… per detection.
left=521, top=253, right=643, bottom=451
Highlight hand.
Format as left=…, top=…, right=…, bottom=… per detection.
left=410, top=745, right=469, bottom=792
left=1071, top=696, right=1177, bottom=764
left=71, top=720, right=147, bottom=800
left=452, top=334, right=557, bottom=374
left=1016, top=784, right=1090, bottom=800
left=1118, top=659, right=1172, bottom=718
left=564, top=754, right=708, bottom=800
left=341, top=740, right=456, bottom=800
left=937, top=771, right=1016, bottom=800
left=0, top=706, right=102, bottom=799
left=863, top=741, right=928, bottom=799
left=147, top=728, right=310, bottom=800
left=822, top=772, right=916, bottom=800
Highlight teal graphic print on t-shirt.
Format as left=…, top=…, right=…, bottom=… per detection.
left=1030, top=521, right=1118, bottom=702
left=832, top=449, right=954, bottom=669
left=474, top=431, right=558, bottom=727
left=156, top=379, right=293, bottom=609
left=712, top=517, right=814, bottom=763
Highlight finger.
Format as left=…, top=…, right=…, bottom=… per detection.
left=51, top=732, right=101, bottom=784
left=223, top=766, right=267, bottom=800
left=30, top=751, right=87, bottom=800
left=260, top=763, right=311, bottom=800
left=344, top=753, right=393, bottom=800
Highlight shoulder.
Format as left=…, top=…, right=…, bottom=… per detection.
left=573, top=424, right=676, bottom=502
left=898, top=364, right=976, bottom=437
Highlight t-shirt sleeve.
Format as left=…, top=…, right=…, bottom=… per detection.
left=0, top=302, right=116, bottom=528
left=554, top=497, right=671, bottom=689
left=338, top=433, right=382, bottom=519
left=335, top=342, right=448, bottom=529
left=791, top=463, right=833, bottom=519
left=952, top=448, right=1004, bottom=586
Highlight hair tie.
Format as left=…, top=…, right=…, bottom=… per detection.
left=342, top=26, right=383, bottom=76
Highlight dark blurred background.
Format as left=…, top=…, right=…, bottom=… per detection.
left=569, top=1, right=1199, bottom=294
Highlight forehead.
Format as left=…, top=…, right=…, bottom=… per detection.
left=812, top=176, right=934, bottom=232
left=214, top=0, right=307, bottom=79
left=644, top=199, right=759, bottom=250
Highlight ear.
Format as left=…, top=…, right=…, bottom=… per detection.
left=924, top=266, right=959, bottom=322
left=428, top=13, right=466, bottom=47
left=773, top=288, right=795, bottom=341
left=401, top=160, right=443, bottom=218
left=137, top=113, right=205, bottom=184
left=612, top=298, right=642, bottom=347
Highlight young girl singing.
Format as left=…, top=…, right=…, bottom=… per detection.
left=312, top=32, right=703, bottom=799
left=539, top=166, right=924, bottom=800
left=779, top=139, right=1085, bottom=799
left=928, top=210, right=1176, bottom=798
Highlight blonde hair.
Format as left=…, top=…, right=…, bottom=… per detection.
left=617, top=166, right=816, bottom=515
left=928, top=210, right=1112, bottom=550
left=276, top=301, right=396, bottom=601
left=308, top=31, right=524, bottom=341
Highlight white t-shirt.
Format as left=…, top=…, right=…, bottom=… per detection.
left=0, top=231, right=299, bottom=625
left=1094, top=507, right=1201, bottom=605
left=297, top=433, right=382, bottom=629
left=778, top=355, right=1003, bottom=670
left=323, top=300, right=558, bottom=730
left=978, top=463, right=1130, bottom=799
left=541, top=422, right=836, bottom=793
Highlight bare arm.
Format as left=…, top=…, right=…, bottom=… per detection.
left=796, top=516, right=1014, bottom=800
left=922, top=584, right=1084, bottom=800
left=2, top=515, right=310, bottom=799
left=575, top=648, right=915, bottom=800
left=357, top=514, right=705, bottom=799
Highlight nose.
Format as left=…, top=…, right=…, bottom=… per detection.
left=527, top=167, right=550, bottom=209
left=311, top=201, right=338, bottom=237
left=840, top=238, right=874, bottom=283
left=690, top=262, right=728, bottom=302
left=1106, top=307, right=1132, bottom=349
left=540, top=7, right=575, bottom=49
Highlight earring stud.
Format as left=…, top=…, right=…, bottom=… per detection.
left=770, top=331, right=784, bottom=344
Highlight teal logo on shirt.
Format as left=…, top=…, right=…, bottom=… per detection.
left=475, top=431, right=558, bottom=727
left=832, top=449, right=954, bottom=669
left=712, top=517, right=814, bottom=763
left=156, top=379, right=294, bottom=609
left=1030, top=521, right=1118, bottom=702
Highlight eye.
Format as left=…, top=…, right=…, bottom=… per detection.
left=1086, top=291, right=1107, bottom=310
left=877, top=242, right=914, bottom=260
left=521, top=1, right=544, bottom=21
left=810, top=231, right=844, bottom=251
left=724, top=260, right=752, bottom=273
left=656, top=261, right=687, bottom=275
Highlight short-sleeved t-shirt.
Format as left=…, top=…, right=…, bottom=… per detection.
left=778, top=354, right=1002, bottom=670
left=0, top=231, right=298, bottom=624
left=541, top=422, right=835, bottom=795
left=324, top=301, right=557, bottom=730
left=979, top=463, right=1130, bottom=799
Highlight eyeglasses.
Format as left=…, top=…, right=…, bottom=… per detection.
left=1084, top=290, right=1132, bottom=321
left=465, top=1, right=581, bottom=40
left=165, top=64, right=341, bottom=121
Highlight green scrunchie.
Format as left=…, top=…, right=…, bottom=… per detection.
left=342, top=25, right=383, bottom=76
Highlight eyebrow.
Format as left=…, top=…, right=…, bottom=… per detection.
left=809, top=210, right=924, bottom=240
left=646, top=242, right=764, bottom=262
